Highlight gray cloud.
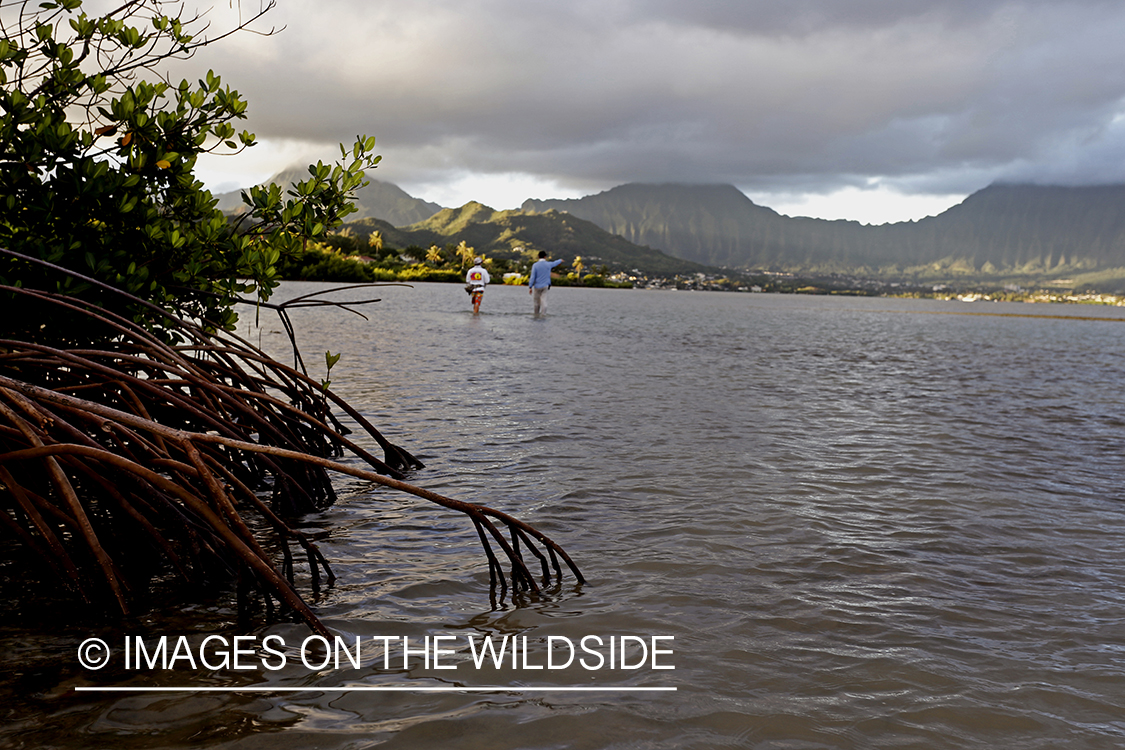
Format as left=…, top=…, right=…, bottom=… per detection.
left=183, top=0, right=1125, bottom=207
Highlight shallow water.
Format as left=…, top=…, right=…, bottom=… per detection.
left=4, top=282, right=1125, bottom=749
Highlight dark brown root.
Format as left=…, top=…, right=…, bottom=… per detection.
left=0, top=262, right=583, bottom=634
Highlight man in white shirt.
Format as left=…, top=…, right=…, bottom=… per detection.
left=466, top=257, right=490, bottom=314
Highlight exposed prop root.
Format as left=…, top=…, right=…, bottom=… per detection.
left=0, top=267, right=583, bottom=633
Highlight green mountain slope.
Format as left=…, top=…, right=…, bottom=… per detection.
left=905, top=183, right=1125, bottom=271
left=523, top=183, right=883, bottom=269
left=524, top=184, right=792, bottom=266
left=342, top=202, right=716, bottom=276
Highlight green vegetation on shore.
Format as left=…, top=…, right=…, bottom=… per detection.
left=278, top=234, right=633, bottom=288
left=276, top=238, right=1125, bottom=307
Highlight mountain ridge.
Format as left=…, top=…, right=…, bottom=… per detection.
left=216, top=168, right=1125, bottom=286
left=522, top=181, right=1125, bottom=279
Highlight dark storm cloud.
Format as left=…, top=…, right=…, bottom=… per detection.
left=639, top=0, right=1069, bottom=34
left=191, top=0, right=1125, bottom=200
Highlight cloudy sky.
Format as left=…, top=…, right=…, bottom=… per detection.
left=179, top=0, right=1125, bottom=224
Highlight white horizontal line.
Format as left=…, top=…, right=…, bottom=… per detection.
left=75, top=686, right=677, bottom=693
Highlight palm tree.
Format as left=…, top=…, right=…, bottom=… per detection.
left=456, top=240, right=476, bottom=269
left=573, top=255, right=584, bottom=279
left=426, top=244, right=443, bottom=266
left=369, top=230, right=384, bottom=254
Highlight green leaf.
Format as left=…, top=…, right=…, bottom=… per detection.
left=0, top=5, right=381, bottom=341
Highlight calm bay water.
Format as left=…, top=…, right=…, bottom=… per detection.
left=4, top=281, right=1125, bottom=748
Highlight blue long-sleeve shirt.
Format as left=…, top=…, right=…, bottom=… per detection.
left=528, top=258, right=563, bottom=289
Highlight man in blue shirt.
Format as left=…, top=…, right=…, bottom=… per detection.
left=528, top=251, right=564, bottom=315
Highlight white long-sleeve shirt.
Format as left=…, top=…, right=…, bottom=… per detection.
left=466, top=264, right=490, bottom=289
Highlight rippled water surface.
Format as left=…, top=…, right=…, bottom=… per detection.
left=5, top=282, right=1125, bottom=749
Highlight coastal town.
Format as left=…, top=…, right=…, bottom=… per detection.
left=561, top=266, right=1125, bottom=306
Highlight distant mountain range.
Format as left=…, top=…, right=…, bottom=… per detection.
left=219, top=167, right=1125, bottom=287
left=524, top=183, right=1125, bottom=283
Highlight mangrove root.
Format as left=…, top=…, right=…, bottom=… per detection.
left=0, top=273, right=583, bottom=634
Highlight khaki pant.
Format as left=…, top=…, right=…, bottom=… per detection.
left=531, top=286, right=549, bottom=314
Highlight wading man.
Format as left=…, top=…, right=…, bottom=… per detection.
left=466, top=257, right=490, bottom=314
left=528, top=251, right=564, bottom=316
